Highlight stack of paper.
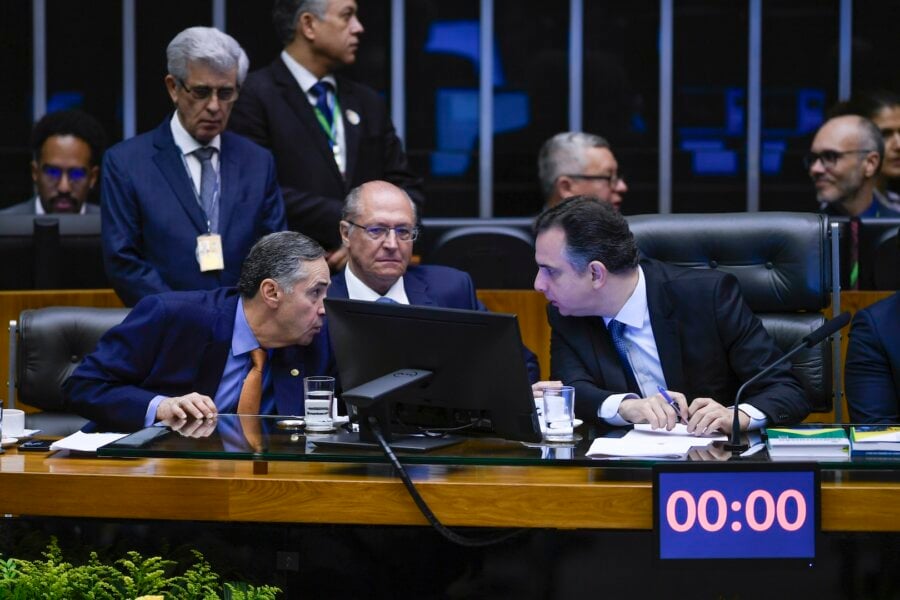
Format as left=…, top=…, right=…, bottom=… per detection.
left=49, top=431, right=128, bottom=453
left=850, top=426, right=900, bottom=457
left=764, top=427, right=850, bottom=460
left=586, top=424, right=726, bottom=458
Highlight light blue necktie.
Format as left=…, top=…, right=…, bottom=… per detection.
left=193, top=146, right=218, bottom=232
left=375, top=296, right=397, bottom=304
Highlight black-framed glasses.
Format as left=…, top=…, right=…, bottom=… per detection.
left=562, top=173, right=624, bottom=187
left=178, top=78, right=239, bottom=103
left=346, top=220, right=419, bottom=242
left=802, top=149, right=874, bottom=170
left=40, top=165, right=89, bottom=186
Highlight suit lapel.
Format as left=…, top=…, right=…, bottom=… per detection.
left=403, top=270, right=435, bottom=306
left=216, top=134, right=240, bottom=237
left=151, top=120, right=208, bottom=234
left=272, top=346, right=306, bottom=416
left=194, top=295, right=238, bottom=397
left=643, top=260, right=686, bottom=392
left=338, top=78, right=361, bottom=185
left=272, top=60, right=344, bottom=183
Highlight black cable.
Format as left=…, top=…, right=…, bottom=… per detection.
left=367, top=416, right=526, bottom=548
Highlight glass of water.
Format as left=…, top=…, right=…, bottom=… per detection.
left=304, top=376, right=336, bottom=432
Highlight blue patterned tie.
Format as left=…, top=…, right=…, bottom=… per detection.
left=192, top=146, right=218, bottom=232
left=607, top=319, right=640, bottom=394
left=310, top=80, right=335, bottom=145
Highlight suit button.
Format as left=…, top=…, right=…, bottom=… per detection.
left=290, top=369, right=300, bottom=377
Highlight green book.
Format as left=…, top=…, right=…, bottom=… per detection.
left=765, top=427, right=850, bottom=459
left=850, top=426, right=900, bottom=454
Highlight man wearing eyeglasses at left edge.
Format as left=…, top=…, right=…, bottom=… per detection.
left=1, top=110, right=106, bottom=215
left=101, top=27, right=286, bottom=307
left=807, top=114, right=900, bottom=218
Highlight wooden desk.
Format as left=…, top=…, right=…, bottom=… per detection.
left=1, top=450, right=898, bottom=533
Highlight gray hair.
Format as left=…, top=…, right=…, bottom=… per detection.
left=853, top=115, right=886, bottom=163
left=537, top=131, right=611, bottom=198
left=341, top=182, right=418, bottom=222
left=273, top=0, right=329, bottom=45
left=166, top=27, right=249, bottom=86
left=238, top=231, right=325, bottom=298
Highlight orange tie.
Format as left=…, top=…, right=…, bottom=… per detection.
left=237, top=348, right=267, bottom=415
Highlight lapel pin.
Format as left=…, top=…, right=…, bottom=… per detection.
left=345, top=109, right=360, bottom=125
left=290, top=368, right=300, bottom=377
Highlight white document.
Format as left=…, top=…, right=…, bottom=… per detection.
left=587, top=424, right=726, bottom=458
left=49, top=431, right=128, bottom=453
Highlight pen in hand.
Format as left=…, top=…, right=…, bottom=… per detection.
left=657, top=385, right=685, bottom=424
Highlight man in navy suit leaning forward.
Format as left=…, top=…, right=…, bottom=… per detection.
left=327, top=180, right=542, bottom=385
left=65, top=231, right=332, bottom=433
left=101, top=26, right=286, bottom=307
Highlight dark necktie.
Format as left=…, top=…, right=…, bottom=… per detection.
left=192, top=146, right=218, bottom=232
left=310, top=80, right=335, bottom=146
left=237, top=348, right=267, bottom=415
left=849, top=217, right=860, bottom=290
left=607, top=319, right=641, bottom=395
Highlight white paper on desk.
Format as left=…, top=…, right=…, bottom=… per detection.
left=49, top=431, right=128, bottom=453
left=587, top=425, right=726, bottom=458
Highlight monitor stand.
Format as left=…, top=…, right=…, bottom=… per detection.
left=311, top=431, right=463, bottom=453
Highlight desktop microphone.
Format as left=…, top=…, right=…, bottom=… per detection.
left=723, top=312, right=851, bottom=454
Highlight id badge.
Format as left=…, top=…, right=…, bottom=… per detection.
left=196, top=233, right=225, bottom=272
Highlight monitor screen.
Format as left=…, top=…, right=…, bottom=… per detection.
left=0, top=214, right=107, bottom=289
left=324, top=298, right=541, bottom=447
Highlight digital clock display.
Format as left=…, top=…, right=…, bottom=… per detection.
left=653, top=463, right=819, bottom=561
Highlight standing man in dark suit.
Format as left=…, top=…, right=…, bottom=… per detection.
left=328, top=180, right=541, bottom=384
left=845, top=292, right=900, bottom=423
left=102, top=27, right=286, bottom=307
left=229, top=0, right=424, bottom=270
left=2, top=109, right=106, bottom=215
left=534, top=197, right=808, bottom=433
left=65, top=231, right=332, bottom=433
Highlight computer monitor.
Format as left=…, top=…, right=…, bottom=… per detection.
left=323, top=298, right=542, bottom=450
left=0, top=214, right=108, bottom=289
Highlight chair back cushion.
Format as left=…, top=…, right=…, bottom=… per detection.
left=426, top=226, right=536, bottom=289
left=16, top=307, right=129, bottom=411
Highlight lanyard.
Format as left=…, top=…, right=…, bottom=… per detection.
left=313, top=94, right=341, bottom=147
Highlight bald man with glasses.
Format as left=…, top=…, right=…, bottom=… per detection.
left=327, top=180, right=541, bottom=384
left=806, top=114, right=900, bottom=218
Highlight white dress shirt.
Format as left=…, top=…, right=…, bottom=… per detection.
left=343, top=263, right=410, bottom=304
left=169, top=113, right=221, bottom=224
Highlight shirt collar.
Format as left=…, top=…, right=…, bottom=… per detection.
left=232, top=297, right=262, bottom=356
left=169, top=112, right=221, bottom=156
left=343, top=262, right=408, bottom=303
left=280, top=50, right=338, bottom=95
left=603, top=266, right=648, bottom=329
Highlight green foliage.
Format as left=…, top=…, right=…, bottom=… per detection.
left=0, top=538, right=280, bottom=600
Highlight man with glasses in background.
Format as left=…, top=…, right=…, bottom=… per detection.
left=538, top=131, right=629, bottom=212
left=2, top=109, right=106, bottom=215
left=101, top=27, right=285, bottom=307
left=806, top=114, right=900, bottom=219
left=327, top=180, right=541, bottom=383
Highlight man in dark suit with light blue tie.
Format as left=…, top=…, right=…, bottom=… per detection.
left=102, top=27, right=286, bottom=306
left=65, top=232, right=332, bottom=433
left=327, top=180, right=541, bottom=384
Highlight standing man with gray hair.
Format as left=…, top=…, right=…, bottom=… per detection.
left=229, top=0, right=423, bottom=270
left=102, top=26, right=286, bottom=307
left=538, top=131, right=629, bottom=211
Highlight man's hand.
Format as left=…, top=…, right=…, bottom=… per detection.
left=162, top=415, right=218, bottom=439
left=686, top=397, right=750, bottom=435
left=156, top=393, right=217, bottom=422
left=618, top=390, right=688, bottom=431
left=531, top=380, right=563, bottom=399
left=326, top=246, right=349, bottom=271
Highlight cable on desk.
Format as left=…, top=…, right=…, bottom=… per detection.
left=367, top=416, right=525, bottom=548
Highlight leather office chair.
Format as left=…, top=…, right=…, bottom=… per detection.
left=872, top=226, right=900, bottom=290
left=628, top=212, right=834, bottom=412
left=8, top=307, right=129, bottom=435
left=425, top=225, right=536, bottom=289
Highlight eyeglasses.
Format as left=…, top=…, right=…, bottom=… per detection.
left=346, top=220, right=419, bottom=242
left=40, top=165, right=89, bottom=186
left=562, top=173, right=624, bottom=187
left=802, top=149, right=875, bottom=170
left=178, top=78, right=239, bottom=103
